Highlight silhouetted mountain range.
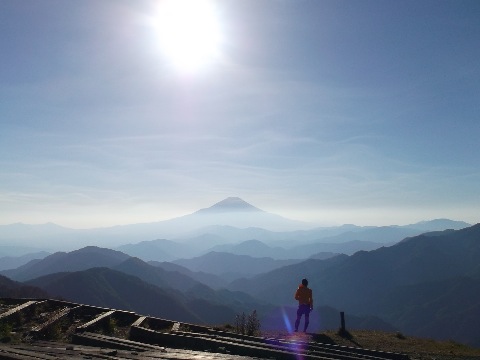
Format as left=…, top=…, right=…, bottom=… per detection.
left=117, top=239, right=197, bottom=262
left=1, top=245, right=269, bottom=325
left=0, top=251, right=50, bottom=271
left=227, top=224, right=480, bottom=347
left=1, top=223, right=478, bottom=347
left=178, top=218, right=470, bottom=246
left=173, top=251, right=304, bottom=281
left=25, top=267, right=205, bottom=323
left=0, top=198, right=476, bottom=347
left=149, top=261, right=227, bottom=289
left=114, top=218, right=470, bottom=262
left=0, top=274, right=48, bottom=298
left=1, top=246, right=130, bottom=282
left=0, top=197, right=470, bottom=253
left=209, top=239, right=377, bottom=258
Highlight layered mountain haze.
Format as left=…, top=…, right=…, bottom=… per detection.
left=0, top=197, right=477, bottom=348
left=209, top=239, right=299, bottom=259
left=1, top=246, right=130, bottom=282
left=0, top=251, right=50, bottom=271
left=4, top=245, right=269, bottom=325
left=227, top=224, right=480, bottom=346
left=149, top=261, right=228, bottom=289
left=210, top=239, right=377, bottom=258
left=0, top=274, right=49, bottom=298
left=0, top=198, right=470, bottom=254
left=173, top=251, right=304, bottom=281
left=0, top=197, right=314, bottom=252
left=117, top=239, right=197, bottom=262
left=25, top=267, right=205, bottom=323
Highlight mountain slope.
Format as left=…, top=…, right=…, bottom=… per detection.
left=173, top=197, right=312, bottom=232
left=1, top=246, right=131, bottom=282
left=149, top=261, right=227, bottom=289
left=228, top=224, right=480, bottom=347
left=286, top=240, right=383, bottom=258
left=0, top=274, right=49, bottom=298
left=173, top=251, right=303, bottom=281
left=26, top=267, right=203, bottom=323
left=0, top=251, right=50, bottom=271
left=116, top=239, right=201, bottom=262
left=0, top=244, right=256, bottom=319
left=209, top=239, right=292, bottom=259
left=25, top=266, right=259, bottom=325
left=377, top=276, right=480, bottom=346
left=178, top=219, right=471, bottom=252
left=404, top=218, right=471, bottom=231
left=110, top=257, right=277, bottom=320
left=195, top=197, right=262, bottom=213
left=112, top=257, right=209, bottom=293
left=230, top=225, right=480, bottom=308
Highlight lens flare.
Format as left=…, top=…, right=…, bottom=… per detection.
left=281, top=306, right=293, bottom=333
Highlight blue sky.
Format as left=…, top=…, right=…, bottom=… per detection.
left=1, top=0, right=479, bottom=228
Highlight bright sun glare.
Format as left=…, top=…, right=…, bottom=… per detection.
left=155, top=0, right=222, bottom=73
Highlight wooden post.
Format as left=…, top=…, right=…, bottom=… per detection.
left=340, top=311, right=346, bottom=332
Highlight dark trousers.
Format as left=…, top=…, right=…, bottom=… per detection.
left=295, top=304, right=311, bottom=332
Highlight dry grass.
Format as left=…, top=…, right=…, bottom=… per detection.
left=261, top=329, right=480, bottom=360
left=321, top=330, right=480, bottom=360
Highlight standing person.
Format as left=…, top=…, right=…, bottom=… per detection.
left=294, top=278, right=313, bottom=332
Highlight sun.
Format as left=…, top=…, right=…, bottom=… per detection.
left=155, top=0, right=222, bottom=74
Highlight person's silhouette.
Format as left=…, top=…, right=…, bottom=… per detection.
left=294, top=278, right=313, bottom=332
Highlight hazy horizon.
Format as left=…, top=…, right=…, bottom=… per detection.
left=1, top=198, right=477, bottom=229
left=2, top=1, right=480, bottom=229
left=0, top=196, right=474, bottom=230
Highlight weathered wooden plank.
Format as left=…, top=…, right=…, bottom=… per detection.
left=131, top=316, right=146, bottom=327
left=72, top=331, right=166, bottom=352
left=0, top=346, right=58, bottom=359
left=30, top=307, right=71, bottom=333
left=0, top=301, right=37, bottom=320
left=131, top=326, right=334, bottom=360
left=1, top=299, right=410, bottom=360
left=75, top=310, right=115, bottom=331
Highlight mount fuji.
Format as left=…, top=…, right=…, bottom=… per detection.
left=177, top=197, right=311, bottom=231
left=0, top=198, right=313, bottom=251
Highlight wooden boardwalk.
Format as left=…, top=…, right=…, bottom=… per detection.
left=0, top=298, right=410, bottom=360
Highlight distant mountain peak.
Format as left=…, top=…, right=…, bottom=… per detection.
left=196, top=197, right=263, bottom=214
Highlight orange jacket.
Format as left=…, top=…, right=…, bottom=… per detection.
left=294, top=284, right=313, bottom=308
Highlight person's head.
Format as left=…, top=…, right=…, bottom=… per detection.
left=301, top=278, right=308, bottom=286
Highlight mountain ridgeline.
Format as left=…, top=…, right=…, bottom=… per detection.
left=228, top=224, right=480, bottom=347
left=0, top=197, right=469, bottom=252
left=0, top=197, right=477, bottom=347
